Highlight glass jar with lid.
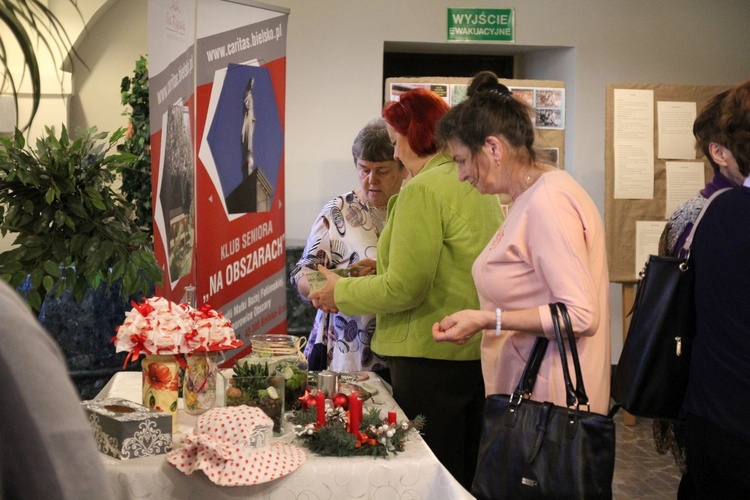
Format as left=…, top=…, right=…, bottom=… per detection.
left=244, top=334, right=308, bottom=411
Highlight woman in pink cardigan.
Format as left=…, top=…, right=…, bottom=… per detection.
left=433, top=71, right=611, bottom=416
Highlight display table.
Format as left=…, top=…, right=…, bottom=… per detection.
left=96, top=372, right=473, bottom=499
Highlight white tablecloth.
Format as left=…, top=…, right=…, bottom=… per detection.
left=97, top=372, right=473, bottom=499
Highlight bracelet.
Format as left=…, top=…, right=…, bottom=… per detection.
left=495, top=308, right=502, bottom=336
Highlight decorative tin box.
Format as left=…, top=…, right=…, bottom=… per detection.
left=82, top=397, right=172, bottom=459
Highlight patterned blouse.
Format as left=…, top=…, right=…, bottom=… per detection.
left=290, top=191, right=387, bottom=373
left=658, top=170, right=734, bottom=256
left=658, top=194, right=705, bottom=256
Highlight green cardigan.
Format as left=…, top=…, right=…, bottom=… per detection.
left=335, top=152, right=504, bottom=360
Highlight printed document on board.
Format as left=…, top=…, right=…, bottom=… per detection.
left=657, top=101, right=697, bottom=160
left=614, top=89, right=654, bottom=199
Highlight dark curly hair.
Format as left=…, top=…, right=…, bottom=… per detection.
left=437, top=71, right=536, bottom=160
left=718, top=81, right=750, bottom=177
left=693, top=89, right=730, bottom=170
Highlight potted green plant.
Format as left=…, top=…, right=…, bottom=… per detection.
left=226, top=361, right=285, bottom=434
left=0, top=125, right=161, bottom=311
left=118, top=56, right=152, bottom=238
left=0, top=125, right=162, bottom=397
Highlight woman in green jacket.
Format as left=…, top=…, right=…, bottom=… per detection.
left=310, top=88, right=503, bottom=489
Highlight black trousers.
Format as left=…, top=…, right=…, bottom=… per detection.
left=685, top=413, right=750, bottom=499
left=388, top=356, right=485, bottom=491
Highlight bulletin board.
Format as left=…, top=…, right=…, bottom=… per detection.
left=605, top=83, right=730, bottom=283
left=385, top=77, right=566, bottom=171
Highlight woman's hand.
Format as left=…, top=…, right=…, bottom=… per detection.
left=432, top=310, right=490, bottom=345
left=350, top=258, right=376, bottom=276
left=309, top=265, right=341, bottom=313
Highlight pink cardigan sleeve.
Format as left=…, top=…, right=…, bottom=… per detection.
left=526, top=181, right=602, bottom=338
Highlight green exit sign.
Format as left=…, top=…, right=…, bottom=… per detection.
left=447, top=8, right=515, bottom=42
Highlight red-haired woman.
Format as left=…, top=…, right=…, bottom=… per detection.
left=310, top=88, right=504, bottom=489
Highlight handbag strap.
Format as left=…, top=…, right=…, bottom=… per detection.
left=512, top=303, right=589, bottom=408
left=549, top=302, right=589, bottom=408
left=514, top=336, right=549, bottom=397
left=629, top=187, right=731, bottom=318
left=556, top=303, right=589, bottom=406
left=680, top=187, right=731, bottom=256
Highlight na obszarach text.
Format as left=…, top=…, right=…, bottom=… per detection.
left=211, top=221, right=284, bottom=295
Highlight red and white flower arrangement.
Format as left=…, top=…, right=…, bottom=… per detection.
left=112, top=296, right=242, bottom=364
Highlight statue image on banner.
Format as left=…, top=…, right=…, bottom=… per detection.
left=206, top=64, right=282, bottom=215
left=241, top=77, right=255, bottom=177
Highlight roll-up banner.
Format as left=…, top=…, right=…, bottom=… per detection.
left=148, top=0, right=289, bottom=364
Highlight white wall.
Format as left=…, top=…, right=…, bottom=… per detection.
left=60, top=0, right=750, bottom=361
left=67, top=0, right=148, bottom=136
left=0, top=0, right=79, bottom=255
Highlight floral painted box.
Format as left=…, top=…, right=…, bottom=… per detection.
left=81, top=397, right=172, bottom=460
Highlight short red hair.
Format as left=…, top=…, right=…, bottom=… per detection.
left=382, top=88, right=449, bottom=157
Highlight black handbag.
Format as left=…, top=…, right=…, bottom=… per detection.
left=612, top=188, right=728, bottom=420
left=611, top=254, right=695, bottom=419
left=472, top=303, right=615, bottom=500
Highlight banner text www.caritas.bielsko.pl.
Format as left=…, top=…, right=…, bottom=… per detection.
left=206, top=23, right=283, bottom=62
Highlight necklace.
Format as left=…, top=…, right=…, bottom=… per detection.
left=370, top=207, right=386, bottom=238
left=512, top=173, right=532, bottom=200
left=361, top=197, right=386, bottom=239
left=511, top=174, right=532, bottom=201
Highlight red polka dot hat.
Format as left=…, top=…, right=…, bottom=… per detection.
left=166, top=406, right=306, bottom=486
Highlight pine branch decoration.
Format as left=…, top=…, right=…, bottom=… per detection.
left=291, top=406, right=425, bottom=457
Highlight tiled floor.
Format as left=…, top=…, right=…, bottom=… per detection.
left=612, top=411, right=681, bottom=499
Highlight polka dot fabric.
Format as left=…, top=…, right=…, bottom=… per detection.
left=166, top=406, right=306, bottom=486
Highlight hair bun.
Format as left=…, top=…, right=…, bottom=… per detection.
left=467, top=71, right=512, bottom=100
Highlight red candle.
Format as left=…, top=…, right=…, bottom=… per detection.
left=348, top=393, right=362, bottom=434
left=316, top=390, right=326, bottom=426
left=388, top=411, right=397, bottom=425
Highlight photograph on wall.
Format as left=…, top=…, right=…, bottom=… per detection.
left=539, top=147, right=560, bottom=167
left=389, top=82, right=451, bottom=105
left=510, top=87, right=534, bottom=106
left=206, top=64, right=282, bottom=215
left=536, top=108, right=564, bottom=128
left=533, top=88, right=565, bottom=130
left=451, top=84, right=468, bottom=105
left=536, top=89, right=563, bottom=108
left=156, top=104, right=195, bottom=284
